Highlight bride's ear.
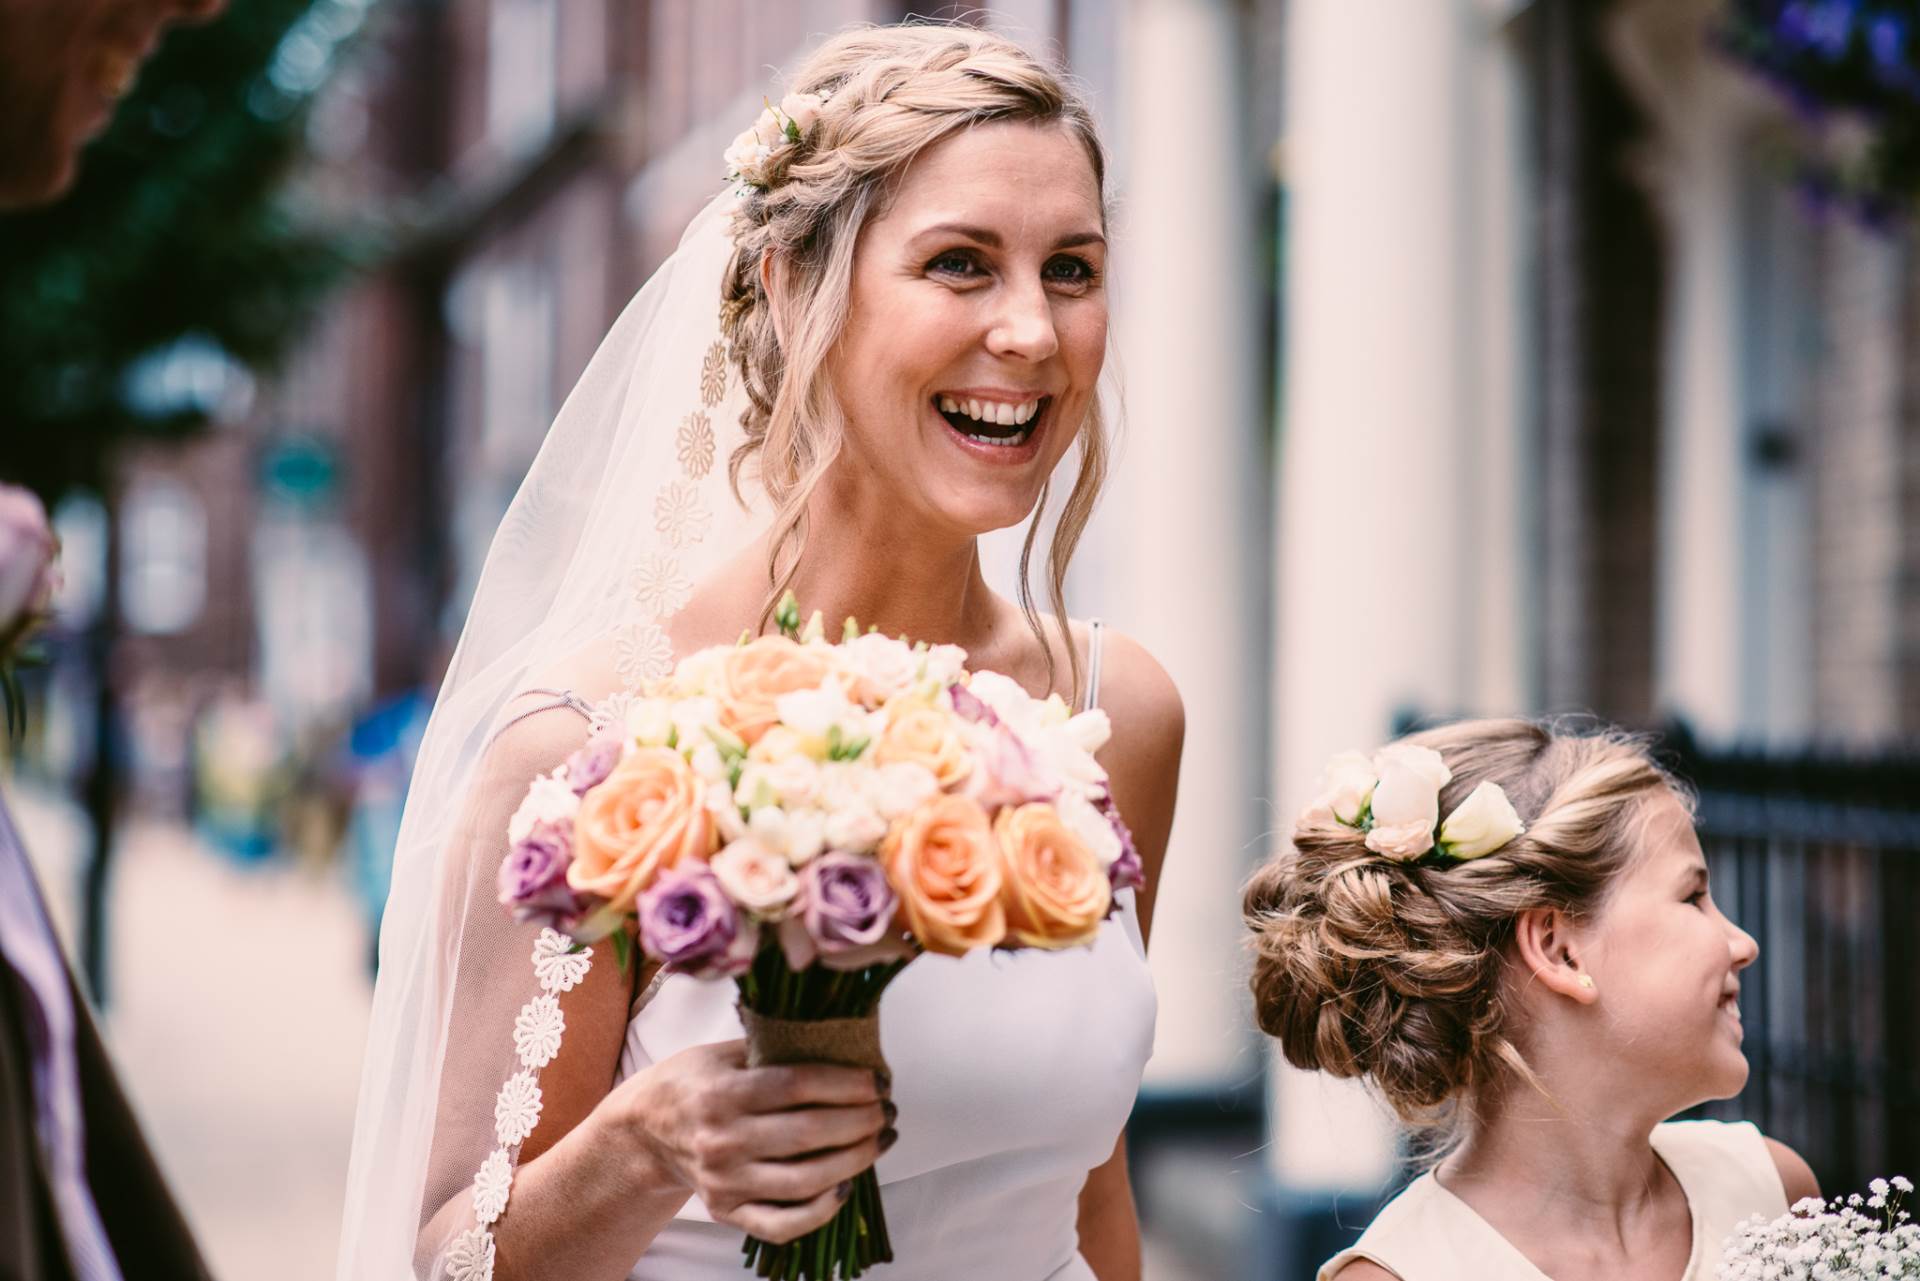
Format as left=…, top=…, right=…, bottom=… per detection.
left=759, top=251, right=791, bottom=351
left=1514, top=907, right=1599, bottom=1005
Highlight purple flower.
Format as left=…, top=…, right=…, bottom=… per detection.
left=637, top=863, right=757, bottom=977
left=498, top=821, right=586, bottom=930
left=778, top=852, right=899, bottom=970
left=565, top=732, right=622, bottom=795
left=1095, top=791, right=1144, bottom=897
left=947, top=680, right=997, bottom=725
left=0, top=484, right=57, bottom=644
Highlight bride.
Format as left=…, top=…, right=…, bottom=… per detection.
left=338, top=22, right=1184, bottom=1281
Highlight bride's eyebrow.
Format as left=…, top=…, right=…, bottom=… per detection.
left=908, top=222, right=1106, bottom=251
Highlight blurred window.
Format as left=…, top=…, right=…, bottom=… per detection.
left=121, top=476, right=207, bottom=636
left=487, top=0, right=558, bottom=154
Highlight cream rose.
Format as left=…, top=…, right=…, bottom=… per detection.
left=1316, top=750, right=1377, bottom=826
left=779, top=91, right=824, bottom=134
left=995, top=803, right=1111, bottom=949
left=883, top=793, right=1006, bottom=955
left=1364, top=743, right=1452, bottom=861
left=836, top=632, right=920, bottom=705
left=711, top=837, right=801, bottom=919
left=874, top=702, right=973, bottom=789
left=1437, top=780, right=1526, bottom=860
left=716, top=636, right=832, bottom=745
left=508, top=775, right=580, bottom=846
left=568, top=747, right=717, bottom=911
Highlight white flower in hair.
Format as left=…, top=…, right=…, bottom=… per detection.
left=1313, top=750, right=1376, bottom=827
left=724, top=91, right=831, bottom=189
left=1437, top=781, right=1526, bottom=860
left=1364, top=744, right=1451, bottom=861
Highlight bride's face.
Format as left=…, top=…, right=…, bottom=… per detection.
left=825, top=119, right=1107, bottom=536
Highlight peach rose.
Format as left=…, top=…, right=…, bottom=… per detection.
left=716, top=636, right=832, bottom=745
left=882, top=793, right=1005, bottom=955
left=568, top=747, right=717, bottom=912
left=994, top=803, right=1111, bottom=949
left=873, top=702, right=973, bottom=789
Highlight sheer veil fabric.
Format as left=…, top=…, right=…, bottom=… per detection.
left=337, top=189, right=764, bottom=1280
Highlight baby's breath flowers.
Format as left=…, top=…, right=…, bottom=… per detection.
left=1719, top=1175, right=1918, bottom=1279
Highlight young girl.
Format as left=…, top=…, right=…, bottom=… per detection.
left=1244, top=718, right=1818, bottom=1281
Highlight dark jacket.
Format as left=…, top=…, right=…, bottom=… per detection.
left=0, top=957, right=213, bottom=1281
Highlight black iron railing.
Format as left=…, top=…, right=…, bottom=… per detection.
left=1662, top=725, right=1920, bottom=1191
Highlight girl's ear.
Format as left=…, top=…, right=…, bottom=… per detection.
left=759, top=252, right=789, bottom=350
left=1514, top=906, right=1598, bottom=1004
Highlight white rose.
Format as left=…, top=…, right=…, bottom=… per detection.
left=1315, top=750, right=1377, bottom=826
left=711, top=837, right=800, bottom=919
left=823, top=801, right=888, bottom=854
left=863, top=761, right=939, bottom=820
left=775, top=678, right=863, bottom=742
left=761, top=753, right=821, bottom=810
left=705, top=779, right=747, bottom=842
left=838, top=633, right=919, bottom=703
left=965, top=670, right=1037, bottom=732
left=723, top=129, right=763, bottom=178
left=779, top=91, right=824, bottom=134
left=750, top=805, right=826, bottom=865
left=689, top=741, right=729, bottom=785
left=1036, top=693, right=1071, bottom=729
left=507, top=775, right=580, bottom=845
left=753, top=107, right=787, bottom=148
left=1437, top=781, right=1525, bottom=860
left=1363, top=744, right=1451, bottom=861
left=624, top=697, right=674, bottom=747
left=673, top=648, right=728, bottom=697
left=1056, top=790, right=1122, bottom=869
left=921, top=643, right=969, bottom=689
left=1063, top=708, right=1112, bottom=756
left=1036, top=728, right=1107, bottom=800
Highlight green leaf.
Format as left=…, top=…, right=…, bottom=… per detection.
left=774, top=591, right=801, bottom=638
left=842, top=616, right=860, bottom=642
left=611, top=929, right=632, bottom=976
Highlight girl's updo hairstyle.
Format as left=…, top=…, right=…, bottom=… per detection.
left=1243, top=718, right=1682, bottom=1154
left=719, top=23, right=1110, bottom=700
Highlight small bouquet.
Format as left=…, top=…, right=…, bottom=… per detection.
left=1718, top=1176, right=1919, bottom=1279
left=0, top=483, right=60, bottom=742
left=497, top=594, right=1139, bottom=1280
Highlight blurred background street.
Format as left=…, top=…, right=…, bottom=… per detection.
left=2, top=0, right=1917, bottom=1277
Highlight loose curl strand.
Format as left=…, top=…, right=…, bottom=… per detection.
left=718, top=22, right=1111, bottom=702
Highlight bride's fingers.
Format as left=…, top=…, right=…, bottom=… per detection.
left=730, top=1135, right=884, bottom=1205
left=734, top=1101, right=890, bottom=1159
left=725, top=1063, right=886, bottom=1114
left=724, top=1183, right=851, bottom=1246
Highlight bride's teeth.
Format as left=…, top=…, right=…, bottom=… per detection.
left=939, top=396, right=957, bottom=414
left=967, top=399, right=983, bottom=420
left=1016, top=400, right=1037, bottom=425
left=994, top=402, right=1015, bottom=426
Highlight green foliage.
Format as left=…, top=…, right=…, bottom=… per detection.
left=0, top=0, right=378, bottom=498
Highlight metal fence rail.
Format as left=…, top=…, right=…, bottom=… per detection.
left=1662, top=726, right=1920, bottom=1192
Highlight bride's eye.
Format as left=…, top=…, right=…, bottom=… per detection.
left=928, top=250, right=983, bottom=279
left=1042, top=254, right=1098, bottom=287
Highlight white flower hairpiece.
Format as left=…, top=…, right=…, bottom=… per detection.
left=1301, top=744, right=1526, bottom=864
left=723, top=91, right=832, bottom=191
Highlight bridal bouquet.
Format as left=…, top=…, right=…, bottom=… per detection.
left=1718, top=1176, right=1918, bottom=1279
left=497, top=595, right=1139, bottom=1280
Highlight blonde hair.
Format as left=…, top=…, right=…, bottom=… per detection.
left=719, top=22, right=1110, bottom=701
left=1242, top=718, right=1683, bottom=1159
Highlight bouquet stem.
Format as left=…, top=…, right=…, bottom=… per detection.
left=735, top=951, right=907, bottom=1281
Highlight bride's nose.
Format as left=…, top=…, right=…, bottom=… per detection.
left=985, top=277, right=1059, bottom=363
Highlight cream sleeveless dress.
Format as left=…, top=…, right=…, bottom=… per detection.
left=608, top=621, right=1159, bottom=1279
left=1318, top=1120, right=1789, bottom=1281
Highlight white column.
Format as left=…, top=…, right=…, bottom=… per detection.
left=1269, top=0, right=1480, bottom=1191
left=1073, top=0, right=1265, bottom=1090
left=1607, top=0, right=1767, bottom=741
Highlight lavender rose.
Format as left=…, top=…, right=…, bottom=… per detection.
left=1095, top=792, right=1144, bottom=897
left=497, top=821, right=586, bottom=930
left=778, top=851, right=902, bottom=971
left=564, top=731, right=622, bottom=795
left=637, top=863, right=757, bottom=977
left=0, top=484, right=57, bottom=649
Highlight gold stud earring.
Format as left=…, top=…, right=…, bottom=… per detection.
left=1577, top=974, right=1595, bottom=990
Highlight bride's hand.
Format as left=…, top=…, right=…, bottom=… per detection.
left=617, top=1039, right=895, bottom=1244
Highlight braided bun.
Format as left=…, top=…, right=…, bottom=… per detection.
left=1245, top=719, right=1676, bottom=1146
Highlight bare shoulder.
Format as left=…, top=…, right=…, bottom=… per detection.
left=1330, top=1261, right=1401, bottom=1281
left=1764, top=1136, right=1821, bottom=1204
left=479, top=632, right=630, bottom=789
left=1087, top=626, right=1184, bottom=747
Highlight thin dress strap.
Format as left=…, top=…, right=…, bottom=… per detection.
left=489, top=687, right=594, bottom=745
left=1082, top=619, right=1105, bottom=713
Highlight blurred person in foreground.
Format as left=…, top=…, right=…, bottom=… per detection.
left=0, top=0, right=223, bottom=208
left=0, top=2, right=225, bottom=1276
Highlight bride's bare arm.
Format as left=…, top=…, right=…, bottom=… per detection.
left=418, top=694, right=889, bottom=1281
